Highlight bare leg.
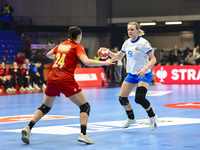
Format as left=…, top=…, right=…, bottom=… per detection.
left=119, top=81, right=137, bottom=111
left=31, top=94, right=56, bottom=123
left=69, top=91, right=88, bottom=125
left=21, top=95, right=57, bottom=144
left=69, top=91, right=94, bottom=143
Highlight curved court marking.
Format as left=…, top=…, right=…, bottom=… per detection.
left=163, top=103, right=200, bottom=109
left=0, top=115, right=79, bottom=124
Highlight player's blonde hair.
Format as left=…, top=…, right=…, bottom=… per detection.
left=127, top=22, right=145, bottom=36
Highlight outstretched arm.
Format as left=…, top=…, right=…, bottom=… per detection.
left=79, top=55, right=116, bottom=66
left=109, top=50, right=126, bottom=60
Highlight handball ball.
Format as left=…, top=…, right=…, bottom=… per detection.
left=98, top=47, right=110, bottom=59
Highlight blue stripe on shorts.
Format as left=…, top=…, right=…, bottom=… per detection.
left=124, top=71, right=152, bottom=84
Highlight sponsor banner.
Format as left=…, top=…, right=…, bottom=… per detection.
left=153, top=65, right=200, bottom=83
left=2, top=117, right=200, bottom=135
left=31, top=44, right=55, bottom=50
left=163, top=103, right=200, bottom=109
left=74, top=68, right=108, bottom=87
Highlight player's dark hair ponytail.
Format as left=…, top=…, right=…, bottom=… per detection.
left=68, top=26, right=82, bottom=43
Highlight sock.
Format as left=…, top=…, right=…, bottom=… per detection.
left=147, top=108, right=155, bottom=117
left=126, top=109, right=135, bottom=119
left=81, top=125, right=87, bottom=135
left=28, top=120, right=36, bottom=130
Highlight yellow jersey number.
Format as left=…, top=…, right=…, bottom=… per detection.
left=53, top=53, right=66, bottom=69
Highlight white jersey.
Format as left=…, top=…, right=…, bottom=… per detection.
left=121, top=36, right=152, bottom=74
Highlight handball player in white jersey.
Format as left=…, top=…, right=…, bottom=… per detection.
left=109, top=22, right=157, bottom=130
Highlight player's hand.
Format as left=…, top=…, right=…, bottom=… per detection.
left=137, top=67, right=147, bottom=78
left=104, top=57, right=117, bottom=65
left=36, top=72, right=40, bottom=77
left=25, top=76, right=30, bottom=79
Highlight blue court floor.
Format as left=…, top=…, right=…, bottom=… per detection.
left=0, top=84, right=200, bottom=150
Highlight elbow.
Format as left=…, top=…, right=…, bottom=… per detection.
left=83, top=61, right=90, bottom=66
left=154, top=58, right=157, bottom=65
left=46, top=54, right=50, bottom=59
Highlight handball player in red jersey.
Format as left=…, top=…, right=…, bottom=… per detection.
left=21, top=26, right=116, bottom=144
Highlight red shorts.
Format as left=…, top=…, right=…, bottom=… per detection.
left=45, top=82, right=82, bottom=97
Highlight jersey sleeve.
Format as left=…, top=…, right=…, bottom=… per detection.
left=52, top=45, right=59, bottom=54
left=121, top=41, right=127, bottom=53
left=76, top=46, right=87, bottom=57
left=143, top=40, right=153, bottom=54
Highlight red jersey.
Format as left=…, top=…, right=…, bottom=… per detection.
left=47, top=39, right=86, bottom=84
left=20, top=68, right=26, bottom=75
left=0, top=68, right=6, bottom=76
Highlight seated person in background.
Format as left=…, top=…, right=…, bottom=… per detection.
left=0, top=62, right=12, bottom=92
left=15, top=52, right=25, bottom=65
left=184, top=52, right=196, bottom=65
left=193, top=45, right=200, bottom=65
left=29, top=62, right=42, bottom=90
left=33, top=49, right=46, bottom=89
left=8, top=61, right=19, bottom=91
left=18, top=63, right=31, bottom=91
left=183, top=47, right=192, bottom=58
left=168, top=45, right=182, bottom=65
left=24, top=58, right=35, bottom=90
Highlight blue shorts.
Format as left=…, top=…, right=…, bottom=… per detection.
left=124, top=72, right=152, bottom=84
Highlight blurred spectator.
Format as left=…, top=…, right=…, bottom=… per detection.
left=151, top=69, right=156, bottom=85
left=183, top=47, right=192, bottom=58
left=18, top=63, right=31, bottom=91
left=0, top=1, right=14, bottom=30
left=48, top=38, right=55, bottom=45
left=29, top=62, right=42, bottom=90
left=15, top=52, right=25, bottom=64
left=184, top=52, right=196, bottom=65
left=193, top=45, right=200, bottom=65
left=0, top=62, right=12, bottom=92
left=33, top=49, right=46, bottom=89
left=24, top=58, right=35, bottom=90
left=113, top=46, right=123, bottom=85
left=168, top=45, right=182, bottom=65
left=33, top=49, right=45, bottom=64
left=8, top=61, right=19, bottom=91
left=101, top=57, right=111, bottom=82
left=21, top=33, right=33, bottom=60
left=94, top=53, right=100, bottom=61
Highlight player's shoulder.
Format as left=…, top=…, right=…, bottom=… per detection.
left=62, top=40, right=83, bottom=47
left=59, top=40, right=71, bottom=45
left=124, top=38, right=131, bottom=43
left=139, top=37, right=149, bottom=43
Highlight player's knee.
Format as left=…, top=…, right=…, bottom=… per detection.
left=38, top=103, right=51, bottom=115
left=119, top=96, right=129, bottom=106
left=135, top=86, right=147, bottom=102
left=79, top=102, right=90, bottom=116
left=135, top=86, right=150, bottom=108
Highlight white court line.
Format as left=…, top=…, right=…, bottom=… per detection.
left=1, top=117, right=200, bottom=135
